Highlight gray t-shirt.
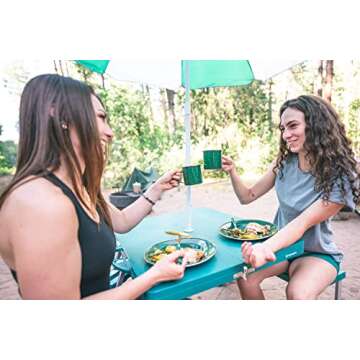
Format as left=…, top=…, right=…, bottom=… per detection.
left=274, top=154, right=356, bottom=263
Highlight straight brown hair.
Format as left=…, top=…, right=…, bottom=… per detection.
left=0, top=74, right=112, bottom=227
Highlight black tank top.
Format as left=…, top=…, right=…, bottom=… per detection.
left=11, top=173, right=116, bottom=298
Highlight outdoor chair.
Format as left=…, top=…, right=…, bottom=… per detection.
left=277, top=270, right=346, bottom=300
left=109, top=167, right=159, bottom=210
left=109, top=241, right=135, bottom=289
left=109, top=267, right=121, bottom=289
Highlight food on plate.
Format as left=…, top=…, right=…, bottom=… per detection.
left=183, top=248, right=205, bottom=264
left=245, top=222, right=271, bottom=235
left=149, top=249, right=168, bottom=262
left=148, top=245, right=205, bottom=265
left=164, top=245, right=177, bottom=254
left=222, top=221, right=272, bottom=240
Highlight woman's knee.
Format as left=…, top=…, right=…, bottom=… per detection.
left=286, top=284, right=317, bottom=300
left=237, top=273, right=263, bottom=288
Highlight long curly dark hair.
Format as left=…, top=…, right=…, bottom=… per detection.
left=274, top=95, right=360, bottom=206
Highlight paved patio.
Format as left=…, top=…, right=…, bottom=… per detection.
left=1, top=180, right=359, bottom=300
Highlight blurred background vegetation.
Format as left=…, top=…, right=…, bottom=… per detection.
left=1, top=60, right=359, bottom=191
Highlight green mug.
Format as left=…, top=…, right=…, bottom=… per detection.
left=203, top=150, right=222, bottom=170
left=182, top=165, right=203, bottom=186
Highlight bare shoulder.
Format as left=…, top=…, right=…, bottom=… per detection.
left=0, top=176, right=79, bottom=271
left=2, top=176, right=77, bottom=225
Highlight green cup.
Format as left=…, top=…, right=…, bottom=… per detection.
left=182, top=165, right=203, bottom=186
left=203, top=150, right=222, bottom=170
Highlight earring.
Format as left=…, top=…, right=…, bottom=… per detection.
left=61, top=123, right=68, bottom=130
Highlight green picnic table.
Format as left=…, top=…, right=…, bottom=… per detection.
left=116, top=207, right=304, bottom=300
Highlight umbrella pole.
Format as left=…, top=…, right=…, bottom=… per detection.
left=184, top=61, right=193, bottom=233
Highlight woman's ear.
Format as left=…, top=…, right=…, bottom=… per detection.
left=50, top=106, right=68, bottom=130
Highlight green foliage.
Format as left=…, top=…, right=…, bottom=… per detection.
left=0, top=140, right=17, bottom=175
left=175, top=81, right=276, bottom=180
left=290, top=63, right=315, bottom=94
left=348, top=99, right=360, bottom=156
left=73, top=62, right=103, bottom=89
left=97, top=84, right=184, bottom=188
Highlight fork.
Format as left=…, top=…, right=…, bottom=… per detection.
left=231, top=217, right=238, bottom=229
left=166, top=230, right=191, bottom=251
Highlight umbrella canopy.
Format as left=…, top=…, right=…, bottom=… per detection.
left=75, top=60, right=302, bottom=89
left=76, top=60, right=180, bottom=89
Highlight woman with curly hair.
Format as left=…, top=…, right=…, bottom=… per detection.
left=222, top=95, right=360, bottom=300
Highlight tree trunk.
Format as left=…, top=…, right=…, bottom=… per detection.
left=160, top=89, right=170, bottom=133
left=316, top=60, right=324, bottom=97
left=324, top=60, right=334, bottom=103
left=203, top=113, right=208, bottom=136
left=58, top=60, right=65, bottom=76
left=268, top=80, right=273, bottom=131
left=65, top=61, right=70, bottom=76
left=140, top=84, right=154, bottom=127
left=145, top=85, right=154, bottom=124
left=82, top=69, right=89, bottom=82
left=166, top=89, right=177, bottom=130
left=101, top=74, right=106, bottom=89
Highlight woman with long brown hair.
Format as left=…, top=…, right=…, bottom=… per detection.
left=0, top=74, right=189, bottom=299
left=222, top=95, right=359, bottom=300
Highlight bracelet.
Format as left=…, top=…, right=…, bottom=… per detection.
left=142, top=193, right=156, bottom=206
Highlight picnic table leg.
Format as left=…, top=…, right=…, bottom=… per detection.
left=334, top=281, right=342, bottom=300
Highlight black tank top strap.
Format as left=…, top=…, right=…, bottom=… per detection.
left=43, top=173, right=88, bottom=220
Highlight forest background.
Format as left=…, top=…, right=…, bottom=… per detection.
left=1, top=60, right=359, bottom=190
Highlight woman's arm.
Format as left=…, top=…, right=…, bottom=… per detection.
left=8, top=186, right=187, bottom=300
left=242, top=199, right=344, bottom=268
left=266, top=200, right=344, bottom=253
left=222, top=156, right=277, bottom=205
left=107, top=170, right=181, bottom=234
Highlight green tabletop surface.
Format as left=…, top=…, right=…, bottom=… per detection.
left=116, top=207, right=304, bottom=300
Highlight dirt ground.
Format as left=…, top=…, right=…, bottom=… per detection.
left=1, top=180, right=359, bottom=300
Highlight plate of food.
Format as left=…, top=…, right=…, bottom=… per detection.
left=219, top=219, right=278, bottom=241
left=144, top=238, right=216, bottom=268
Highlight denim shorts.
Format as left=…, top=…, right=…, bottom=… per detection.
left=288, top=252, right=340, bottom=274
